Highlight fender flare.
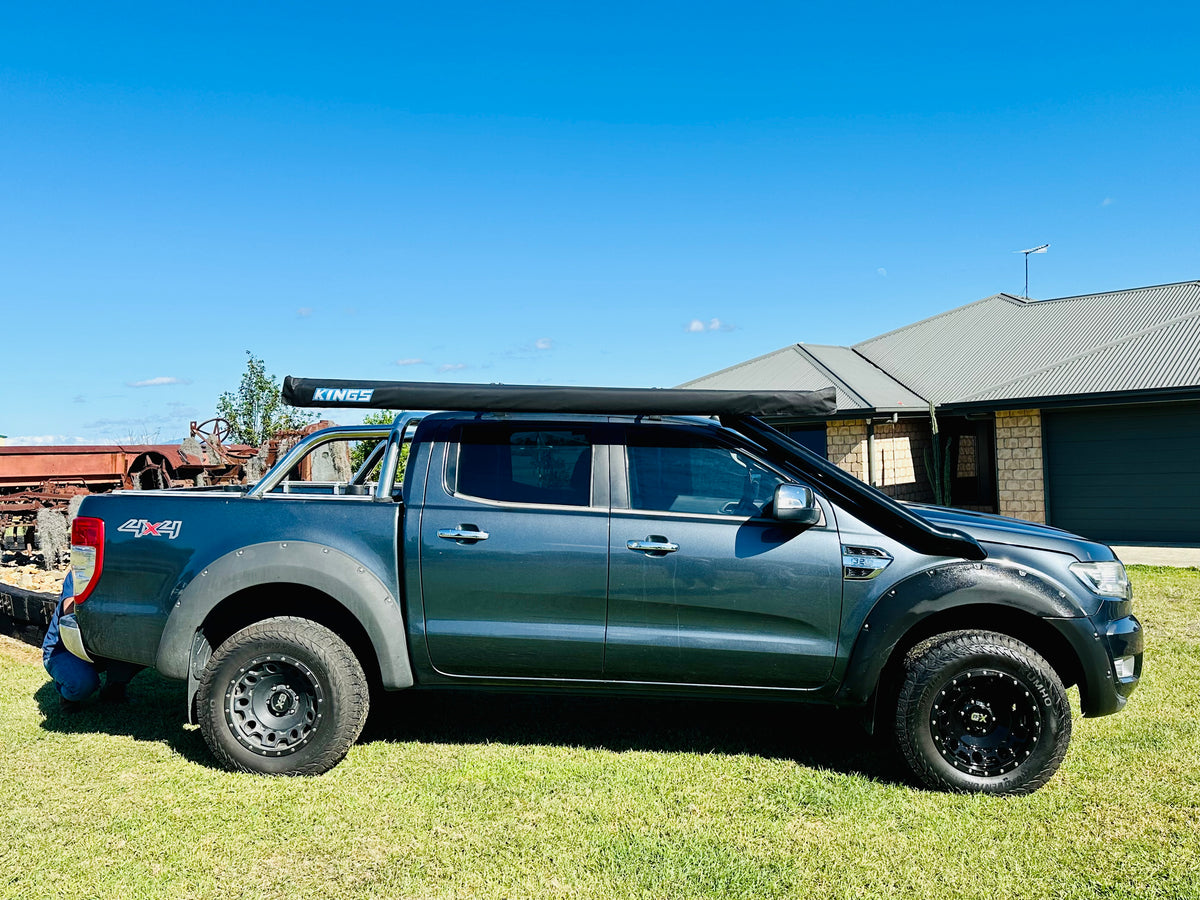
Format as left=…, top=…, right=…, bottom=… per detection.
left=836, top=561, right=1082, bottom=707
left=155, top=540, right=414, bottom=690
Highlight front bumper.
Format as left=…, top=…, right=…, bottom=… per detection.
left=1050, top=611, right=1143, bottom=717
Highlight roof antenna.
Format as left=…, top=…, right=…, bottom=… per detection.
left=1014, top=244, right=1049, bottom=299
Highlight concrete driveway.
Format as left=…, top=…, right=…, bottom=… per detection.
left=1110, top=545, right=1200, bottom=568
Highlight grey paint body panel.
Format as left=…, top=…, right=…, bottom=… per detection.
left=836, top=560, right=1081, bottom=705
left=72, top=411, right=1138, bottom=733
left=75, top=490, right=408, bottom=686
left=156, top=541, right=413, bottom=689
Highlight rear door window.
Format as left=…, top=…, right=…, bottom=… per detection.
left=452, top=424, right=594, bottom=507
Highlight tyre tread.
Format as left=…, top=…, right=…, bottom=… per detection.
left=196, top=616, right=369, bottom=775
left=895, top=629, right=1071, bottom=795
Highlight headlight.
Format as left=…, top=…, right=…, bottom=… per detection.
left=1069, top=561, right=1132, bottom=600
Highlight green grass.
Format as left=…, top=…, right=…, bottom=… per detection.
left=2, top=566, right=1198, bottom=899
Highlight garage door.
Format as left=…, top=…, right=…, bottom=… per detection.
left=1043, top=402, right=1200, bottom=543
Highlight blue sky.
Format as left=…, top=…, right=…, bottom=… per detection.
left=3, top=2, right=1198, bottom=443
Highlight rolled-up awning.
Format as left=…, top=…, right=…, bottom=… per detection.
left=283, top=376, right=836, bottom=418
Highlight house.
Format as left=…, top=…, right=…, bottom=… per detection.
left=681, top=280, right=1200, bottom=543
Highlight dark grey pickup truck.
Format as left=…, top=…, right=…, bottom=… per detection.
left=64, top=378, right=1142, bottom=793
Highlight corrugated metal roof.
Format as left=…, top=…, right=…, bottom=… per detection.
left=801, top=345, right=927, bottom=412
left=679, top=344, right=925, bottom=414
left=961, top=309, right=1200, bottom=402
left=683, top=281, right=1200, bottom=415
left=855, top=281, right=1200, bottom=404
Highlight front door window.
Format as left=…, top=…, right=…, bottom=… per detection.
left=627, top=436, right=786, bottom=518
left=606, top=425, right=842, bottom=687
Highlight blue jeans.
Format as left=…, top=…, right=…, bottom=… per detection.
left=45, top=646, right=101, bottom=702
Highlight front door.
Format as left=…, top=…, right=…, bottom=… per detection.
left=605, top=425, right=843, bottom=687
left=419, top=421, right=609, bottom=678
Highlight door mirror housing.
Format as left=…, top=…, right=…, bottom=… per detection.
left=773, top=484, right=821, bottom=528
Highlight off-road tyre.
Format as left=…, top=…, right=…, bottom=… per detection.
left=895, top=630, right=1071, bottom=795
left=197, top=616, right=369, bottom=775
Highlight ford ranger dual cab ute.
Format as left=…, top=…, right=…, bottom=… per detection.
left=61, top=378, right=1143, bottom=794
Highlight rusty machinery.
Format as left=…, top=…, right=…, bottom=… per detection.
left=0, top=419, right=339, bottom=568
left=0, top=419, right=254, bottom=567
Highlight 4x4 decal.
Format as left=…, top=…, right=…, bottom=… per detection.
left=118, top=518, right=183, bottom=539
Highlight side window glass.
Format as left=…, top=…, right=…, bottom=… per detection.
left=627, top=432, right=786, bottom=517
left=455, top=425, right=593, bottom=507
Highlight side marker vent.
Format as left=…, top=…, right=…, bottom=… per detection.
left=842, top=545, right=893, bottom=580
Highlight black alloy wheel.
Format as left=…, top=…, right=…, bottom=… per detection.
left=224, top=654, right=323, bottom=758
left=929, top=668, right=1042, bottom=777
left=197, top=616, right=369, bottom=776
left=895, top=630, right=1071, bottom=795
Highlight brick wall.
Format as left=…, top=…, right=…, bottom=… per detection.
left=826, top=419, right=868, bottom=481
left=872, top=419, right=935, bottom=503
left=825, top=418, right=936, bottom=503
left=995, top=409, right=1046, bottom=523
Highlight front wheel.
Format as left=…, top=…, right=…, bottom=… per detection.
left=197, top=616, right=369, bottom=775
left=895, top=630, right=1071, bottom=795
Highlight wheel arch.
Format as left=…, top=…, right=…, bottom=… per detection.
left=839, top=561, right=1087, bottom=720
left=198, top=583, right=384, bottom=690
left=155, top=540, right=413, bottom=691
left=874, top=605, right=1083, bottom=708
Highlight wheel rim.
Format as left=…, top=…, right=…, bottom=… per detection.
left=224, top=655, right=324, bottom=757
left=929, top=668, right=1042, bottom=778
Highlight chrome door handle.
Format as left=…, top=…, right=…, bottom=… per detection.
left=627, top=538, right=678, bottom=554
left=438, top=527, right=489, bottom=543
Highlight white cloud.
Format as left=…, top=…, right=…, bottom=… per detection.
left=395, top=358, right=425, bottom=366
left=438, top=363, right=467, bottom=373
left=535, top=338, right=553, bottom=350
left=297, top=307, right=313, bottom=317
left=687, top=318, right=735, bottom=333
left=128, top=376, right=191, bottom=388
left=7, top=434, right=99, bottom=446
left=1101, top=197, right=1114, bottom=207
left=877, top=267, right=888, bottom=277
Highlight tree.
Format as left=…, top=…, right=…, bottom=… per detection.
left=217, top=352, right=315, bottom=446
left=350, top=410, right=409, bottom=481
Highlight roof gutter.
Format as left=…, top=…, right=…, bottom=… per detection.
left=942, top=385, right=1200, bottom=413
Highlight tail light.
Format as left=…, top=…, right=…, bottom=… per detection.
left=71, top=517, right=105, bottom=604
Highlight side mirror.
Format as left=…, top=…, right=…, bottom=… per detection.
left=773, top=484, right=821, bottom=527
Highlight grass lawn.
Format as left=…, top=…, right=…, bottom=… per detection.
left=1, top=566, right=1197, bottom=899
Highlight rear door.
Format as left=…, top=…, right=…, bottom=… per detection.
left=605, top=424, right=843, bottom=687
left=418, top=421, right=610, bottom=678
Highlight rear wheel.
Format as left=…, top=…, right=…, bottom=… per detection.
left=895, top=630, right=1071, bottom=795
left=197, top=616, right=369, bottom=775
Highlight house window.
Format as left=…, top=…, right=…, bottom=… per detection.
left=956, top=434, right=977, bottom=479
left=787, top=424, right=828, bottom=458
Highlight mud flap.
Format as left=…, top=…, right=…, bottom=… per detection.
left=858, top=688, right=879, bottom=736
left=186, top=630, right=213, bottom=725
